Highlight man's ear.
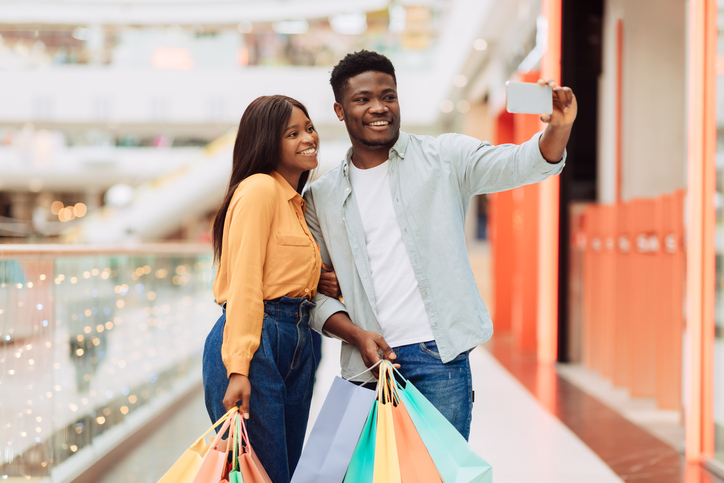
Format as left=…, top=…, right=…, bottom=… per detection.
left=333, top=102, right=345, bottom=122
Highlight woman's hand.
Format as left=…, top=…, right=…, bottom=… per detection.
left=318, top=262, right=342, bottom=299
left=223, top=373, right=251, bottom=419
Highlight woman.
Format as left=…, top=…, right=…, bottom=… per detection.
left=202, top=95, right=337, bottom=483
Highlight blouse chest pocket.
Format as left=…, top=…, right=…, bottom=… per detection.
left=275, top=234, right=311, bottom=247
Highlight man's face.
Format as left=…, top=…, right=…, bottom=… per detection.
left=334, top=71, right=401, bottom=150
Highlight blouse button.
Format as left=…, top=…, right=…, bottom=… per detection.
left=304, top=288, right=310, bottom=293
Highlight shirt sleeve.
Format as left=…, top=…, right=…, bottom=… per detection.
left=222, top=178, right=277, bottom=377
left=442, top=131, right=566, bottom=197
left=303, top=185, right=349, bottom=336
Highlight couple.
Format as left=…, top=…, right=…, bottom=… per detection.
left=202, top=50, right=577, bottom=483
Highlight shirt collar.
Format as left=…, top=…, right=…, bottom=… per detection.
left=342, top=131, right=410, bottom=177
left=271, top=171, right=301, bottom=202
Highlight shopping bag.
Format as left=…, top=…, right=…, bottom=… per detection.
left=158, top=407, right=238, bottom=483
left=237, top=415, right=273, bottom=483
left=291, top=376, right=376, bottom=483
left=194, top=411, right=238, bottom=483
left=342, top=403, right=377, bottom=483
left=390, top=363, right=493, bottom=483
left=373, top=363, right=401, bottom=483
left=389, top=389, right=442, bottom=481
left=228, top=416, right=244, bottom=483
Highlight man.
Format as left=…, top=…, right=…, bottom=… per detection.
left=304, top=50, right=576, bottom=439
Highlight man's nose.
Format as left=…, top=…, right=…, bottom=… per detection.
left=369, top=99, right=388, bottom=113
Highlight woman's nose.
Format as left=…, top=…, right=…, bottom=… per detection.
left=303, top=131, right=317, bottom=144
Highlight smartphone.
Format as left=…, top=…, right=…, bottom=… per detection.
left=505, top=81, right=552, bottom=115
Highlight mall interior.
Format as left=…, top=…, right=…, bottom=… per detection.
left=0, top=0, right=722, bottom=481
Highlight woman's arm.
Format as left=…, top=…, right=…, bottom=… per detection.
left=317, top=262, right=341, bottom=299
left=221, top=177, right=277, bottom=417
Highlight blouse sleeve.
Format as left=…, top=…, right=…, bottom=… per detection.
left=221, top=177, right=277, bottom=377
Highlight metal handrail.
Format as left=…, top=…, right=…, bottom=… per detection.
left=0, top=242, right=212, bottom=259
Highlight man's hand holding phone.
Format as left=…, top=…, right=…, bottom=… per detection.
left=506, top=79, right=577, bottom=127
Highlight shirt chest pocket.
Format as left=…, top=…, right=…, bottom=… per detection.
left=275, top=234, right=311, bottom=247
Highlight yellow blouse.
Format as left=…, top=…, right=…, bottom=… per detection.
left=213, top=171, right=321, bottom=377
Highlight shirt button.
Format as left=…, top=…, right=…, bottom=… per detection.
left=345, top=187, right=350, bottom=192
left=305, top=288, right=309, bottom=293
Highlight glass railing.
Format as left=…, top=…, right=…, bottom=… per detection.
left=0, top=244, right=214, bottom=481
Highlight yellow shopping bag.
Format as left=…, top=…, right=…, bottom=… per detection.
left=158, top=407, right=238, bottom=483
left=372, top=362, right=401, bottom=483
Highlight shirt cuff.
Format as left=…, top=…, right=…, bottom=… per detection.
left=532, top=131, right=567, bottom=168
left=224, top=356, right=252, bottom=378
left=310, top=294, right=348, bottom=335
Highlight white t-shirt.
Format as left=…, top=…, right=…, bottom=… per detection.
left=349, top=160, right=435, bottom=347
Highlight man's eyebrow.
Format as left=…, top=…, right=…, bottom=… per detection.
left=350, top=88, right=397, bottom=97
left=350, top=90, right=373, bottom=97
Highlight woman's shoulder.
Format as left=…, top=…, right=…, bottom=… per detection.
left=235, top=173, right=278, bottom=196
left=230, top=173, right=279, bottom=207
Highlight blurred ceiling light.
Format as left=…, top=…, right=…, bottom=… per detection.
left=28, top=179, right=43, bottom=193
left=456, top=100, right=471, bottom=113
left=74, top=203, right=87, bottom=218
left=72, top=27, right=91, bottom=41
left=439, top=100, right=454, bottom=113
left=237, top=21, right=253, bottom=34
left=473, top=39, right=488, bottom=51
left=50, top=201, right=63, bottom=215
left=105, top=184, right=134, bottom=208
left=152, top=47, right=194, bottom=70
left=273, top=20, right=309, bottom=35
left=453, top=75, right=468, bottom=88
left=389, top=5, right=406, bottom=33
left=62, top=207, right=76, bottom=221
left=330, top=12, right=367, bottom=35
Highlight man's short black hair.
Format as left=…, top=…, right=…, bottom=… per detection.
left=330, top=50, right=397, bottom=103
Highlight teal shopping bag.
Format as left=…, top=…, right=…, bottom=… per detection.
left=391, top=364, right=492, bottom=483
left=342, top=402, right=378, bottom=482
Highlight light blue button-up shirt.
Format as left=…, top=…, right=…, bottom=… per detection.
left=304, top=130, right=565, bottom=380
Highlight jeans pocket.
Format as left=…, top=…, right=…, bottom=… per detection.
left=419, top=341, right=468, bottom=361
left=261, top=315, right=280, bottom=368
left=419, top=341, right=442, bottom=359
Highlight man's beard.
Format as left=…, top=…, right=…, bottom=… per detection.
left=349, top=126, right=400, bottom=149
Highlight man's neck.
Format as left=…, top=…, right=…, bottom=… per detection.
left=350, top=142, right=393, bottom=170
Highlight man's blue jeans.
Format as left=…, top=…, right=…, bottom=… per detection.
left=202, top=296, right=316, bottom=483
left=360, top=341, right=473, bottom=440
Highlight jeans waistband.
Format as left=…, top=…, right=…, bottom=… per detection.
left=220, top=296, right=314, bottom=314
left=264, top=295, right=315, bottom=311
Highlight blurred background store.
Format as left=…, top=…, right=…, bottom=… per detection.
left=0, top=0, right=722, bottom=481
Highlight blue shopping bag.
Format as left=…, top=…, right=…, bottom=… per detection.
left=342, top=402, right=377, bottom=483
left=391, top=364, right=492, bottom=483
left=291, top=377, right=376, bottom=483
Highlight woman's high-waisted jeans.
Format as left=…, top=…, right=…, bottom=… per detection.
left=202, top=296, right=316, bottom=483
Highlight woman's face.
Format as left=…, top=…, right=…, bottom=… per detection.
left=278, top=106, right=319, bottom=182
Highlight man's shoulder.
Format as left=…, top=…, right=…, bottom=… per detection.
left=406, top=131, right=484, bottom=150
left=403, top=132, right=488, bottom=163
left=306, top=162, right=345, bottom=199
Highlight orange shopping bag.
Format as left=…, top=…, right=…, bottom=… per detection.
left=157, top=406, right=238, bottom=483
left=237, top=415, right=273, bottom=483
left=392, top=396, right=443, bottom=482
left=194, top=410, right=238, bottom=483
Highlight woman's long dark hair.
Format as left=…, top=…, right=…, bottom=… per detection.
left=212, top=95, right=313, bottom=262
